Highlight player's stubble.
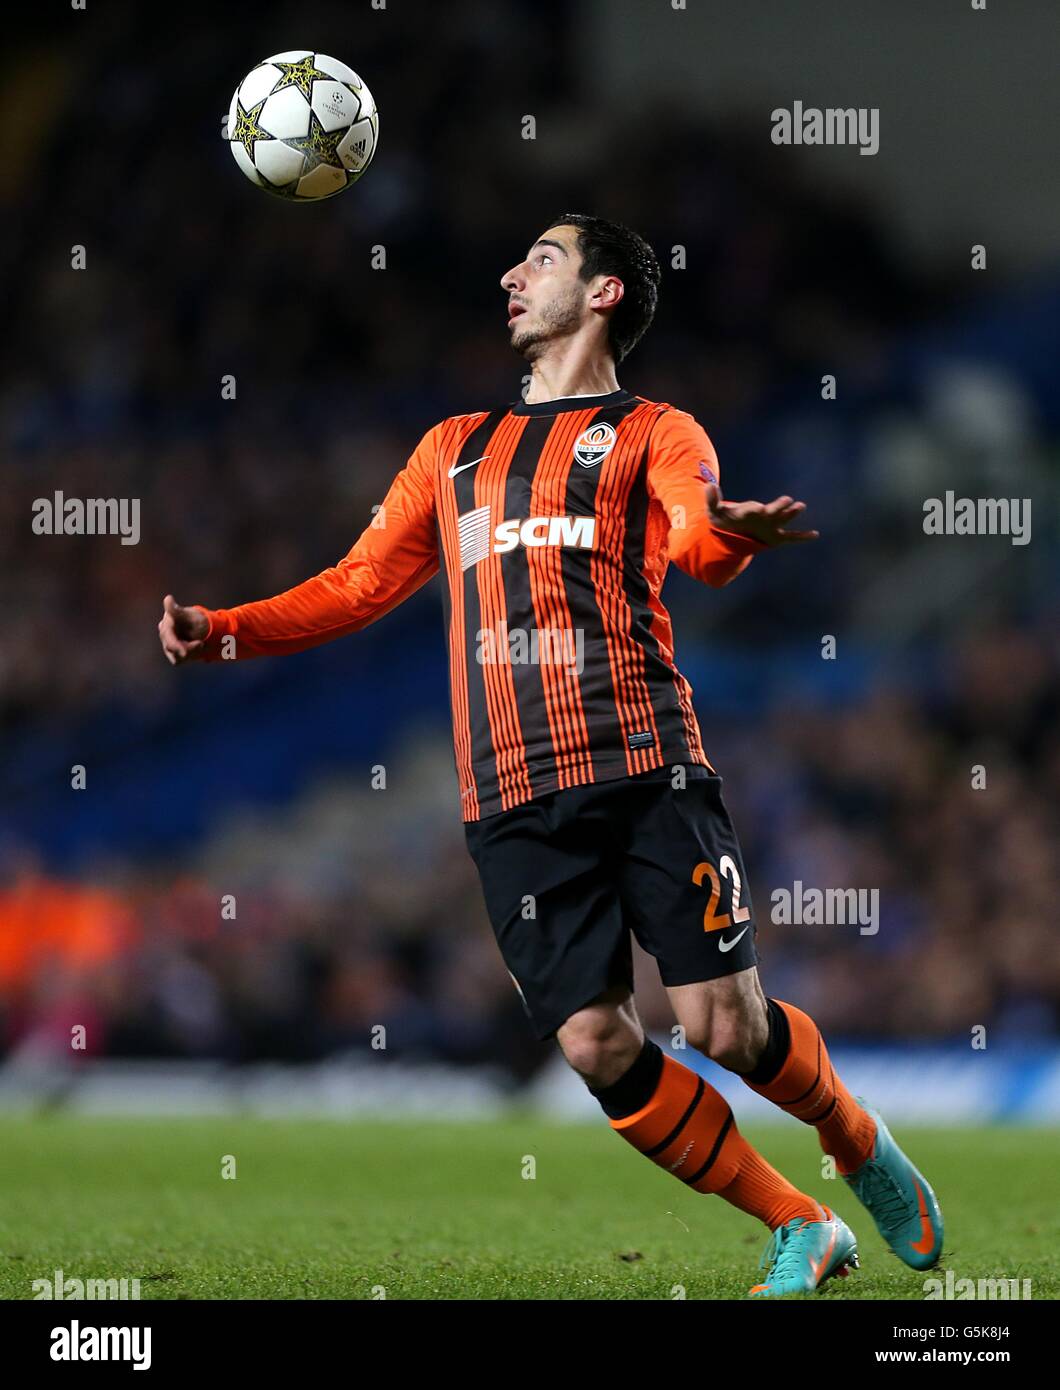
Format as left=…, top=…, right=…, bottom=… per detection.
left=510, top=281, right=585, bottom=359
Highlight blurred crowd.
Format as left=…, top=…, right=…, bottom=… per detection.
left=2, top=0, right=1057, bottom=1072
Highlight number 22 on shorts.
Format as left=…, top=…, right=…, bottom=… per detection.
left=692, top=856, right=751, bottom=933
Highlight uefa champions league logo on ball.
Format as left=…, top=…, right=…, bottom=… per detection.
left=223, top=50, right=378, bottom=201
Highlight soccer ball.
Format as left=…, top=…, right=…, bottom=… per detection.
left=225, top=51, right=378, bottom=201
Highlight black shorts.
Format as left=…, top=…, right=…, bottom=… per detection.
left=464, top=767, right=761, bottom=1041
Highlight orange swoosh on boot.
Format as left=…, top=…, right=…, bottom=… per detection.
left=808, top=1228, right=837, bottom=1283
left=910, top=1179, right=936, bottom=1254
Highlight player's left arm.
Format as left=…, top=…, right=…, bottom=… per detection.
left=646, top=408, right=817, bottom=587
left=159, top=425, right=442, bottom=665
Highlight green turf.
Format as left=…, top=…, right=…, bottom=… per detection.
left=0, top=1115, right=1055, bottom=1300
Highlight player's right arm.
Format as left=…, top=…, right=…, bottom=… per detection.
left=158, top=425, right=441, bottom=666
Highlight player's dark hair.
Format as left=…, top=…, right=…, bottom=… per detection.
left=549, top=213, right=660, bottom=363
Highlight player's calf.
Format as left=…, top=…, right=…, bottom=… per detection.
left=668, top=969, right=770, bottom=1074
left=739, top=997, right=877, bottom=1173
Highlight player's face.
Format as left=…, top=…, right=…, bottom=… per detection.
left=500, top=226, right=589, bottom=359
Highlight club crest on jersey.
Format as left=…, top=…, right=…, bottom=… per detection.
left=573, top=421, right=616, bottom=468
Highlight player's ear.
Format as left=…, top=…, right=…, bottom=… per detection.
left=592, top=275, right=624, bottom=310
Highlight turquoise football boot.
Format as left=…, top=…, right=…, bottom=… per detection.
left=842, top=1101, right=943, bottom=1270
left=748, top=1205, right=859, bottom=1297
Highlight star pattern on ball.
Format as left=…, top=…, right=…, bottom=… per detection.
left=230, top=97, right=270, bottom=161
left=282, top=112, right=346, bottom=170
left=269, top=55, right=334, bottom=102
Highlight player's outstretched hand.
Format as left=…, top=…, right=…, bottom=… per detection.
left=705, top=483, right=819, bottom=546
left=158, top=594, right=209, bottom=665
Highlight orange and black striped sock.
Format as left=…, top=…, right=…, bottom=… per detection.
left=591, top=1040, right=821, bottom=1230
left=741, top=998, right=877, bottom=1175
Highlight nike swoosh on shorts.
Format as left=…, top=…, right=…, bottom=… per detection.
left=718, top=924, right=751, bottom=953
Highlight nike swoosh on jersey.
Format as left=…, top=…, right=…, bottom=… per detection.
left=718, top=924, right=751, bottom=952
left=448, top=455, right=490, bottom=478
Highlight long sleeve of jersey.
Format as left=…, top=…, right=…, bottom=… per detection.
left=646, top=408, right=766, bottom=586
left=194, top=425, right=441, bottom=660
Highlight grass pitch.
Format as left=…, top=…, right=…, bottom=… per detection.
left=0, top=1115, right=1054, bottom=1300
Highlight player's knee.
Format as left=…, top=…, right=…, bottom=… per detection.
left=557, top=1009, right=641, bottom=1089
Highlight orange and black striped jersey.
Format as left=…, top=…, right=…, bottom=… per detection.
left=196, top=389, right=765, bottom=820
